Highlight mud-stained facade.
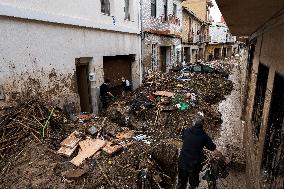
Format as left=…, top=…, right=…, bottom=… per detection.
left=216, top=0, right=284, bottom=188
left=141, top=0, right=183, bottom=73
left=0, top=0, right=142, bottom=113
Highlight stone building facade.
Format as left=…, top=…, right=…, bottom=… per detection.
left=141, top=0, right=184, bottom=73
left=0, top=0, right=142, bottom=114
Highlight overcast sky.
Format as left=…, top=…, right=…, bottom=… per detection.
left=210, top=0, right=222, bottom=22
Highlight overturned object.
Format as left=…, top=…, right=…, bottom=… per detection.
left=71, top=139, right=106, bottom=166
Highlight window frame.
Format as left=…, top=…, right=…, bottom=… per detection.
left=124, top=0, right=130, bottom=20
left=173, top=3, right=177, bottom=16
left=101, top=0, right=110, bottom=16
left=163, top=0, right=168, bottom=19
left=151, top=0, right=157, bottom=17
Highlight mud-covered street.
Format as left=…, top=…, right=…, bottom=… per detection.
left=0, top=59, right=242, bottom=189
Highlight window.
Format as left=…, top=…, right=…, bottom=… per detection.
left=251, top=63, right=269, bottom=138
left=262, top=73, right=284, bottom=188
left=151, top=0, right=156, bottom=17
left=163, top=0, right=168, bottom=19
left=124, top=0, right=130, bottom=20
left=173, top=3, right=177, bottom=16
left=101, top=0, right=110, bottom=15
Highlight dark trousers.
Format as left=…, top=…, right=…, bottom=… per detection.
left=176, top=168, right=200, bottom=189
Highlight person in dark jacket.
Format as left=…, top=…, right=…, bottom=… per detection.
left=100, top=79, right=114, bottom=110
left=176, top=112, right=221, bottom=189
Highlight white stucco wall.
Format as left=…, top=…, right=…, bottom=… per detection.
left=0, top=0, right=140, bottom=33
left=209, top=22, right=236, bottom=44
left=0, top=0, right=142, bottom=113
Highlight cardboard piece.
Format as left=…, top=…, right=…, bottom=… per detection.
left=70, top=139, right=106, bottom=166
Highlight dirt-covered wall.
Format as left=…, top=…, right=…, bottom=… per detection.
left=244, top=22, right=284, bottom=189
left=0, top=17, right=141, bottom=113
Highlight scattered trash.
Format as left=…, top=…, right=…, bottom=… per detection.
left=87, top=126, right=98, bottom=135
left=176, top=102, right=190, bottom=111
left=133, top=134, right=152, bottom=144
left=0, top=59, right=236, bottom=189
left=71, top=139, right=106, bottom=166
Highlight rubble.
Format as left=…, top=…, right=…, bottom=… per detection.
left=70, top=139, right=106, bottom=166
left=0, top=61, right=234, bottom=188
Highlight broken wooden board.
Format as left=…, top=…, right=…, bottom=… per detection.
left=60, top=131, right=81, bottom=149
left=57, top=145, right=78, bottom=157
left=153, top=91, right=175, bottom=97
left=102, top=141, right=123, bottom=156
left=70, top=139, right=106, bottom=166
left=115, top=130, right=135, bottom=140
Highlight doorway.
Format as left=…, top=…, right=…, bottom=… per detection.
left=214, top=48, right=221, bottom=59
left=160, top=46, right=168, bottom=73
left=75, top=58, right=92, bottom=113
left=103, top=55, right=133, bottom=96
left=184, top=47, right=191, bottom=63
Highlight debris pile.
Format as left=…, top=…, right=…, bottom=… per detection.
left=0, top=62, right=234, bottom=188
left=0, top=99, right=69, bottom=159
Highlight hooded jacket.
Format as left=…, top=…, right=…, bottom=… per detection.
left=179, top=126, right=216, bottom=170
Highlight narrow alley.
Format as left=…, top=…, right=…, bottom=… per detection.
left=1, top=0, right=284, bottom=189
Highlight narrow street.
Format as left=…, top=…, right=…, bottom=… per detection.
left=216, top=63, right=246, bottom=189
left=1, top=0, right=283, bottom=188
left=197, top=61, right=246, bottom=189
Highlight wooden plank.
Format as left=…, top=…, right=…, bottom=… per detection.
left=57, top=145, right=78, bottom=157
left=70, top=139, right=106, bottom=166
left=153, top=91, right=175, bottom=97
left=60, top=131, right=81, bottom=149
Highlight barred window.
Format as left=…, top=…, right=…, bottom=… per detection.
left=173, top=3, right=177, bottom=16
left=124, top=0, right=130, bottom=20
left=151, top=0, right=157, bottom=17
left=101, top=0, right=110, bottom=15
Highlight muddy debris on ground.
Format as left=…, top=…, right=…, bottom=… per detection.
left=0, top=61, right=234, bottom=188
